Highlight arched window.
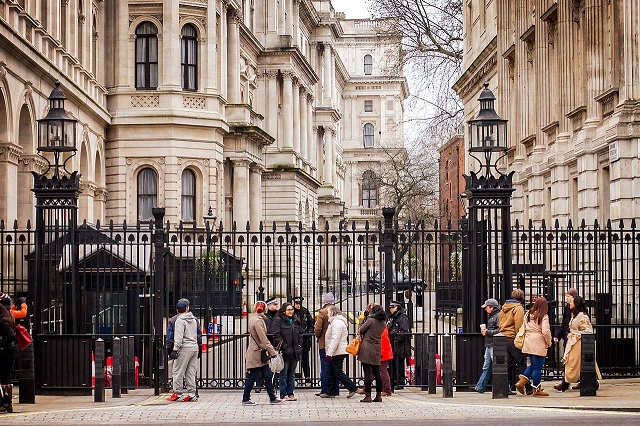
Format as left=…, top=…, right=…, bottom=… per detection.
left=135, top=22, right=158, bottom=90
left=181, top=24, right=198, bottom=91
left=362, top=170, right=377, bottom=208
left=137, top=168, right=157, bottom=221
left=363, top=123, right=375, bottom=147
left=181, top=169, right=196, bottom=221
left=363, top=54, right=373, bottom=75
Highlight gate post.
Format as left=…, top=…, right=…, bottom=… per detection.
left=152, top=207, right=167, bottom=395
left=580, top=332, right=597, bottom=396
left=94, top=338, right=105, bottom=402
left=491, top=333, right=509, bottom=398
left=382, top=207, right=395, bottom=310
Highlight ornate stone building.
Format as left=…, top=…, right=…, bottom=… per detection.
left=0, top=0, right=408, bottom=228
left=454, top=0, right=640, bottom=225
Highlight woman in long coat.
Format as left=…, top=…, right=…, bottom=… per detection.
left=357, top=304, right=386, bottom=402
left=515, top=296, right=552, bottom=396
left=272, top=302, right=302, bottom=401
left=0, top=296, right=19, bottom=413
left=555, top=295, right=602, bottom=391
left=324, top=305, right=358, bottom=398
left=242, top=301, right=282, bottom=405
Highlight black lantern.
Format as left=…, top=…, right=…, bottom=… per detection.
left=467, top=82, right=508, bottom=177
left=37, top=81, right=77, bottom=178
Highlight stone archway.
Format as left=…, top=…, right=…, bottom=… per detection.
left=17, top=103, right=35, bottom=224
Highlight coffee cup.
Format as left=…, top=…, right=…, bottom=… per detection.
left=480, top=324, right=487, bottom=331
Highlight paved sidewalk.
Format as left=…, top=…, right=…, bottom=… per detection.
left=1, top=379, right=639, bottom=425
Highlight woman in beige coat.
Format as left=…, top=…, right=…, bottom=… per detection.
left=515, top=296, right=552, bottom=396
left=242, top=301, right=283, bottom=405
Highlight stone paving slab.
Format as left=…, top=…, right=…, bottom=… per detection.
left=1, top=379, right=639, bottom=425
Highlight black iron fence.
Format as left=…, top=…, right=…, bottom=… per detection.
left=1, top=217, right=638, bottom=390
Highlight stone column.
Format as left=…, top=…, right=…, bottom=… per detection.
left=249, top=166, right=262, bottom=228
left=206, top=1, right=217, bottom=92
left=266, top=70, right=279, bottom=144
left=220, top=3, right=228, bottom=99
left=323, top=45, right=332, bottom=105
left=233, top=159, right=250, bottom=229
left=163, top=0, right=180, bottom=89
left=557, top=2, right=574, bottom=134
left=282, top=71, right=294, bottom=150
left=299, top=86, right=308, bottom=161
left=584, top=0, right=604, bottom=124
left=114, top=0, right=128, bottom=88
left=323, top=128, right=333, bottom=185
left=292, top=78, right=301, bottom=155
left=380, top=95, right=386, bottom=139
left=350, top=96, right=357, bottom=141
left=292, top=0, right=300, bottom=44
left=227, top=9, right=241, bottom=103
left=307, top=94, right=315, bottom=174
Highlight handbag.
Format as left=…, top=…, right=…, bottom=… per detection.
left=514, top=313, right=527, bottom=350
left=249, top=331, right=271, bottom=364
left=15, top=325, right=32, bottom=350
left=345, top=336, right=362, bottom=355
left=269, top=351, right=284, bottom=373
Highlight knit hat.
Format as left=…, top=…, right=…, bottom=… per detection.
left=323, top=293, right=335, bottom=304
left=566, top=288, right=578, bottom=297
left=0, top=292, right=11, bottom=309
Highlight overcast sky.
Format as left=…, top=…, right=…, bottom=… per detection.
left=331, top=0, right=373, bottom=18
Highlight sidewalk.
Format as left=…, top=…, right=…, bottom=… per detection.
left=1, top=378, right=639, bottom=424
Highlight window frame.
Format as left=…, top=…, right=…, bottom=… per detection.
left=363, top=123, right=375, bottom=148
left=181, top=24, right=198, bottom=91
left=181, top=169, right=196, bottom=222
left=364, top=54, right=373, bottom=75
left=364, top=100, right=373, bottom=112
left=361, top=170, right=378, bottom=208
left=137, top=167, right=158, bottom=221
left=135, top=22, right=159, bottom=90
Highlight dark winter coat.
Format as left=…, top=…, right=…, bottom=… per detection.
left=0, top=317, right=19, bottom=360
left=294, top=305, right=314, bottom=348
left=272, top=315, right=303, bottom=362
left=265, top=308, right=278, bottom=344
left=357, top=311, right=386, bottom=366
left=484, top=308, right=501, bottom=348
left=554, top=304, right=573, bottom=344
left=388, top=307, right=410, bottom=356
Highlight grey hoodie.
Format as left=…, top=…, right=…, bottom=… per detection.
left=173, top=311, right=199, bottom=352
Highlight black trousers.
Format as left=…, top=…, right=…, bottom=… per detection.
left=506, top=338, right=527, bottom=389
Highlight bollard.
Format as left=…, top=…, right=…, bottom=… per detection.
left=112, top=337, right=122, bottom=398
left=19, top=341, right=36, bottom=403
left=414, top=334, right=428, bottom=390
left=121, top=336, right=129, bottom=394
left=580, top=332, right=597, bottom=396
left=442, top=334, right=453, bottom=398
left=428, top=333, right=437, bottom=394
left=127, top=336, right=136, bottom=389
left=94, top=338, right=105, bottom=402
left=491, top=333, right=509, bottom=399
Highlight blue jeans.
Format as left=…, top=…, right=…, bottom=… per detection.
left=475, top=346, right=493, bottom=392
left=243, top=365, right=277, bottom=402
left=522, top=354, right=546, bottom=387
left=279, top=360, right=298, bottom=397
left=319, top=349, right=333, bottom=394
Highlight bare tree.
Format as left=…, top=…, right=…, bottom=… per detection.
left=371, top=0, right=464, bottom=143
left=376, top=142, right=440, bottom=223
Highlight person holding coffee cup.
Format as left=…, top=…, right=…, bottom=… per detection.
left=474, top=298, right=501, bottom=393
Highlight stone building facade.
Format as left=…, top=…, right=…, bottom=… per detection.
left=453, top=0, right=640, bottom=225
left=0, top=0, right=408, bottom=229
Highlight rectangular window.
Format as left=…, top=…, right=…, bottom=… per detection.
left=364, top=100, right=373, bottom=112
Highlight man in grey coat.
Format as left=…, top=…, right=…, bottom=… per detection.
left=167, top=299, right=199, bottom=402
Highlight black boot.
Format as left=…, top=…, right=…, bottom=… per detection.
left=1, top=385, right=12, bottom=413
left=553, top=381, right=570, bottom=392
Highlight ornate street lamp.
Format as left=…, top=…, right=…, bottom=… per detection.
left=461, top=82, right=514, bottom=337
left=36, top=80, right=77, bottom=179
left=466, top=82, right=508, bottom=179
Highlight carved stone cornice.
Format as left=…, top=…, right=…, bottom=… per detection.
left=18, top=154, right=48, bottom=174
left=453, top=37, right=498, bottom=100
left=263, top=69, right=279, bottom=78
left=94, top=187, right=108, bottom=201
left=281, top=70, right=295, bottom=80
left=0, top=143, right=23, bottom=165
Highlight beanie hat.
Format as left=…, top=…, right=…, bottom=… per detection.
left=566, top=288, right=578, bottom=297
left=0, top=292, right=11, bottom=309
left=323, top=292, right=335, bottom=304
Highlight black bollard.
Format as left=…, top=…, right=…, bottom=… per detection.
left=112, top=337, right=122, bottom=398
left=121, top=336, right=129, bottom=394
left=580, top=332, right=597, bottom=396
left=442, top=334, right=453, bottom=398
left=414, top=334, right=428, bottom=390
left=94, top=338, right=105, bottom=402
left=491, top=333, right=509, bottom=399
left=428, top=333, right=437, bottom=394
left=19, top=341, right=35, bottom=403
left=127, top=336, right=136, bottom=389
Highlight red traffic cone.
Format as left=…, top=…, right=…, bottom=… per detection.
left=242, top=300, right=248, bottom=318
left=201, top=326, right=208, bottom=352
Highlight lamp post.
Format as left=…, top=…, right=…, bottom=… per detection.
left=461, top=82, right=514, bottom=333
